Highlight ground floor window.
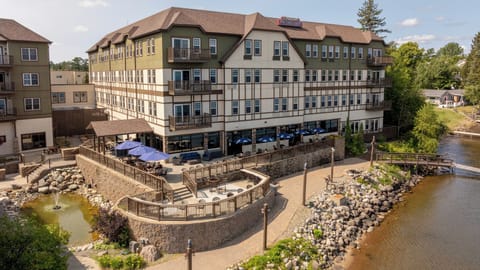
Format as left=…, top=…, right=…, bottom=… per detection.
left=208, top=132, right=220, bottom=148
left=168, top=133, right=204, bottom=153
left=21, top=132, right=46, bottom=151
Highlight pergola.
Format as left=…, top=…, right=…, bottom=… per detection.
left=86, top=119, right=154, bottom=155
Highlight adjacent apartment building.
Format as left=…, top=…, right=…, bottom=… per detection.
left=88, top=7, right=392, bottom=155
left=0, top=19, right=53, bottom=156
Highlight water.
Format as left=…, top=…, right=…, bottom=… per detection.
left=348, top=136, right=480, bottom=270
left=22, top=193, right=96, bottom=246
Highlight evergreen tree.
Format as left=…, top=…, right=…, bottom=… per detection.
left=462, top=33, right=480, bottom=107
left=357, top=0, right=391, bottom=37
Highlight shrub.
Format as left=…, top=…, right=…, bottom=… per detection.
left=124, top=254, right=145, bottom=270
left=93, top=208, right=130, bottom=247
left=313, top=228, right=323, bottom=240
left=95, top=254, right=145, bottom=270
left=109, top=256, right=124, bottom=270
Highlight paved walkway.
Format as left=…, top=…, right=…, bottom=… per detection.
left=148, top=158, right=369, bottom=270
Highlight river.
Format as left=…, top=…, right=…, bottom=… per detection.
left=348, top=135, right=480, bottom=270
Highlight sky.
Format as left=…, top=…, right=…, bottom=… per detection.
left=1, top=0, right=478, bottom=62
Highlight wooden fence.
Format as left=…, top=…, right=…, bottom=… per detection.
left=79, top=146, right=173, bottom=202
left=117, top=169, right=270, bottom=221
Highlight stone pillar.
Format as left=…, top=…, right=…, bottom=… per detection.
left=276, top=126, right=281, bottom=148
left=251, top=128, right=257, bottom=153
left=162, top=136, right=168, bottom=154
left=203, top=133, right=209, bottom=152
left=220, top=131, right=226, bottom=155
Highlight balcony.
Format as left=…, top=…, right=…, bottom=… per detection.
left=167, top=48, right=211, bottom=63
left=169, top=113, right=212, bottom=131
left=0, top=55, right=13, bottom=67
left=0, top=82, right=15, bottom=94
left=366, top=78, right=393, bottom=88
left=168, top=80, right=223, bottom=96
left=367, top=56, right=393, bottom=67
left=366, top=100, right=392, bottom=111
left=0, top=107, right=17, bottom=121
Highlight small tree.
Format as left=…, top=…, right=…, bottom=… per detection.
left=357, top=0, right=391, bottom=37
left=93, top=208, right=130, bottom=247
left=412, top=104, right=445, bottom=153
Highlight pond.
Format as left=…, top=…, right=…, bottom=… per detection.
left=22, top=193, right=97, bottom=246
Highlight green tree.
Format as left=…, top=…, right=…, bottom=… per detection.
left=0, top=217, right=69, bottom=270
left=437, top=42, right=464, bottom=58
left=357, top=0, right=391, bottom=37
left=412, top=104, right=444, bottom=153
left=462, top=33, right=480, bottom=107
left=50, top=57, right=89, bottom=71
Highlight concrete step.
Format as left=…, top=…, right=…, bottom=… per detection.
left=173, top=187, right=193, bottom=203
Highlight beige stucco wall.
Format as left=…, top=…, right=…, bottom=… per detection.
left=51, top=84, right=96, bottom=110
left=51, top=71, right=88, bottom=84
left=0, top=122, right=16, bottom=155
left=15, top=117, right=54, bottom=151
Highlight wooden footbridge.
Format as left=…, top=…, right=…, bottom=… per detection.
left=376, top=152, right=480, bottom=174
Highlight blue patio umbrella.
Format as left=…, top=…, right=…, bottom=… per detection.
left=128, top=145, right=156, bottom=156
left=278, top=133, right=294, bottom=140
left=114, top=140, right=142, bottom=150
left=234, top=137, right=252, bottom=145
left=257, top=136, right=275, bottom=143
left=139, top=151, right=170, bottom=162
left=310, top=127, right=327, bottom=134
left=295, top=129, right=310, bottom=135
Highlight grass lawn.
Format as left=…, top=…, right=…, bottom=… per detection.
left=434, top=106, right=476, bottom=131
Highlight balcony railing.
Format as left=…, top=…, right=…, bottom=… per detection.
left=168, top=80, right=223, bottom=95
left=169, top=113, right=212, bottom=131
left=0, top=107, right=17, bottom=121
left=367, top=56, right=393, bottom=67
left=366, top=78, right=393, bottom=88
left=366, top=100, right=392, bottom=111
left=167, top=48, right=211, bottom=63
left=0, top=55, right=13, bottom=67
left=0, top=82, right=15, bottom=93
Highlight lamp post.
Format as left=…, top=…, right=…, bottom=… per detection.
left=261, top=203, right=270, bottom=250
left=370, top=136, right=376, bottom=167
left=330, top=147, right=335, bottom=181
left=185, top=239, right=193, bottom=270
left=302, top=161, right=308, bottom=206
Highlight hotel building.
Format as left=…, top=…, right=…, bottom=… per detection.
left=88, top=7, right=392, bottom=156
left=0, top=19, right=53, bottom=156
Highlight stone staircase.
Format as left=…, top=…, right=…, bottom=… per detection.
left=173, top=186, right=194, bottom=203
left=24, top=155, right=77, bottom=183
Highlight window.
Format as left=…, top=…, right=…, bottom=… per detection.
left=23, top=73, right=39, bottom=86
left=147, top=38, right=155, bottom=54
left=305, top=96, right=310, bottom=109
left=273, top=41, right=281, bottom=56
left=281, top=98, right=288, bottom=111
left=328, top=45, right=334, bottom=58
left=193, top=68, right=201, bottom=82
left=343, top=70, right=348, bottom=81
left=282, top=41, right=289, bottom=57
left=282, top=69, right=288, bottom=82
left=254, top=99, right=260, bottom=113
left=334, top=95, right=338, bottom=106
left=293, top=97, right=298, bottom=110
left=210, top=101, right=217, bottom=115
left=254, top=69, right=261, bottom=83
left=273, top=69, right=280, bottom=83
left=293, top=70, right=299, bottom=82
left=311, top=96, right=317, bottom=108
left=357, top=70, right=363, bottom=81
left=343, top=46, right=349, bottom=58
left=245, top=39, right=252, bottom=55
left=312, top=44, right=319, bottom=58
left=21, top=48, right=38, bottom=61
left=254, top=40, right=262, bottom=56
left=245, top=69, right=252, bottom=83
left=321, top=70, right=326, bottom=81
left=368, top=48, right=373, bottom=59
left=136, top=100, right=145, bottom=113
left=334, top=70, right=339, bottom=81
left=232, top=100, right=239, bottom=115
left=73, top=91, right=87, bottom=103
left=147, top=69, right=156, bottom=83
left=358, top=48, right=364, bottom=59
left=312, top=70, right=318, bottom=82
left=321, top=45, right=327, bottom=58
left=335, top=46, right=340, bottom=58
left=232, top=69, right=239, bottom=84
left=342, top=95, right=346, bottom=106
left=357, top=94, right=362, bottom=104
left=148, top=101, right=157, bottom=116
left=327, top=96, right=332, bottom=107
left=245, top=99, right=252, bottom=114
left=210, top=69, right=217, bottom=83
left=21, top=132, right=46, bottom=151
left=194, top=102, right=202, bottom=116
left=273, top=98, right=279, bottom=112
left=305, top=44, right=311, bottom=58
left=321, top=96, right=325, bottom=107
left=209, top=38, right=217, bottom=55
left=135, top=41, right=143, bottom=56
left=24, top=97, right=40, bottom=111
left=51, top=92, right=65, bottom=104
left=351, top=47, right=356, bottom=59
left=350, top=94, right=354, bottom=105
left=328, top=70, right=333, bottom=81
left=305, top=70, right=310, bottom=82
left=192, top=38, right=201, bottom=51
left=350, top=70, right=355, bottom=81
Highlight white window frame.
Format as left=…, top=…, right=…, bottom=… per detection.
left=273, top=41, right=281, bottom=57
left=232, top=100, right=239, bottom=115
left=254, top=99, right=261, bottom=113
left=273, top=98, right=279, bottom=112
left=321, top=45, right=327, bottom=58
left=305, top=44, right=312, bottom=58
left=24, top=97, right=40, bottom=111
left=245, top=99, right=252, bottom=114
left=281, top=97, right=288, bottom=111
left=254, top=40, right=262, bottom=56
left=192, top=38, right=201, bottom=51
left=210, top=101, right=217, bottom=116
left=232, top=69, right=239, bottom=84
left=210, top=69, right=217, bottom=84
left=23, top=73, right=39, bottom=86
left=51, top=92, right=65, bottom=104
left=312, top=44, right=319, bottom=58
left=209, top=38, right=217, bottom=55
left=245, top=39, right=252, bottom=55
left=358, top=48, right=364, bottom=59
left=21, top=48, right=38, bottom=61
left=282, top=41, right=289, bottom=57
left=343, top=46, right=349, bottom=59
left=328, top=45, right=334, bottom=58
left=73, top=91, right=88, bottom=103
left=335, top=46, right=340, bottom=58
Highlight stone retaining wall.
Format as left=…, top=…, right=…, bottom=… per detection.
left=76, top=155, right=153, bottom=202
left=125, top=190, right=276, bottom=253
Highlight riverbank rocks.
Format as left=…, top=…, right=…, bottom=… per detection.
left=26, top=167, right=85, bottom=195
left=140, top=245, right=161, bottom=262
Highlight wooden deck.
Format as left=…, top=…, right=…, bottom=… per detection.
left=455, top=163, right=480, bottom=174
left=376, top=152, right=454, bottom=169
left=453, top=131, right=480, bottom=138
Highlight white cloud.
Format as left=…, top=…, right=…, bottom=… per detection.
left=73, top=25, right=89, bottom=32
left=396, top=34, right=436, bottom=44
left=78, top=0, right=109, bottom=8
left=400, top=18, right=419, bottom=27
left=435, top=16, right=445, bottom=22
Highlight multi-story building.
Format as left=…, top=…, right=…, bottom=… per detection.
left=88, top=7, right=392, bottom=156
left=0, top=19, right=54, bottom=156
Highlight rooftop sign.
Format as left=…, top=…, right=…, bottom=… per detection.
left=276, top=17, right=303, bottom=28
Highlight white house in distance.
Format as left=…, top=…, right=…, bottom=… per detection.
left=423, top=89, right=465, bottom=108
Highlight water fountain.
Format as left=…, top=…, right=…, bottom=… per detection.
left=52, top=189, right=61, bottom=210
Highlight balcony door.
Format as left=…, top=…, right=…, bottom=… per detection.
left=0, top=72, right=4, bottom=90
left=172, top=38, right=190, bottom=59
left=0, top=98, right=5, bottom=116
left=173, top=70, right=190, bottom=90
left=0, top=46, right=4, bottom=64
left=174, top=104, right=191, bottom=123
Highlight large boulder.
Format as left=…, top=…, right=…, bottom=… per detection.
left=139, top=245, right=161, bottom=262
left=38, top=186, right=49, bottom=194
